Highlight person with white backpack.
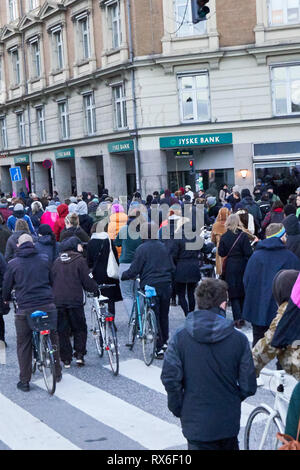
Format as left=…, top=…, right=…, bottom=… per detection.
left=86, top=223, right=122, bottom=321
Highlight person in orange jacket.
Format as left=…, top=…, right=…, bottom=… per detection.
left=108, top=203, right=128, bottom=258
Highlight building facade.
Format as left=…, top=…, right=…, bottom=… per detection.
left=0, top=0, right=299, bottom=201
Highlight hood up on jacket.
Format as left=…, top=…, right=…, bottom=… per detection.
left=185, top=308, right=235, bottom=344
left=57, top=203, right=69, bottom=218
left=16, top=241, right=38, bottom=258
left=283, top=214, right=300, bottom=236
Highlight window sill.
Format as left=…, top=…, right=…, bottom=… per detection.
left=273, top=113, right=300, bottom=119
left=75, top=59, right=91, bottom=67
left=170, top=34, right=209, bottom=42
left=29, top=77, right=43, bottom=84
left=265, top=23, right=300, bottom=31
left=10, top=84, right=21, bottom=91
left=51, top=68, right=65, bottom=77
left=104, top=47, right=121, bottom=57
left=180, top=120, right=211, bottom=125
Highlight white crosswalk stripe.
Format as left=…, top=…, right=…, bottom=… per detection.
left=0, top=393, right=80, bottom=450
left=35, top=373, right=186, bottom=450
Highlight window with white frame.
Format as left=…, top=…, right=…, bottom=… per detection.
left=268, top=0, right=300, bottom=26
left=8, top=0, right=18, bottom=22
left=83, top=93, right=96, bottom=135
left=0, top=117, right=8, bottom=150
left=58, top=101, right=70, bottom=140
left=178, top=73, right=210, bottom=122
left=75, top=14, right=91, bottom=61
left=51, top=27, right=64, bottom=70
left=10, top=48, right=21, bottom=86
left=113, top=84, right=127, bottom=129
left=0, top=57, right=3, bottom=92
left=174, top=0, right=206, bottom=37
left=17, top=112, right=26, bottom=147
left=36, top=106, right=46, bottom=143
left=30, top=38, right=41, bottom=79
left=109, top=1, right=122, bottom=49
left=28, top=0, right=39, bottom=11
left=272, top=64, right=300, bottom=115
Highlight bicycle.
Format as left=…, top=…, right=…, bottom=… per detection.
left=89, top=284, right=119, bottom=376
left=244, top=369, right=290, bottom=450
left=30, top=311, right=57, bottom=396
left=127, top=283, right=158, bottom=366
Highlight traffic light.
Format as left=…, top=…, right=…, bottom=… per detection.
left=191, top=0, right=210, bottom=23
left=189, top=159, right=195, bottom=174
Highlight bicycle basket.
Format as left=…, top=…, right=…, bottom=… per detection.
left=27, top=310, right=57, bottom=333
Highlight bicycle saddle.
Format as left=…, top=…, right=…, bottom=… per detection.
left=31, top=311, right=47, bottom=318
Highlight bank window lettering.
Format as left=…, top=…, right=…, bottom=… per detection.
left=174, top=0, right=206, bottom=37
left=272, top=65, right=300, bottom=115
left=178, top=73, right=210, bottom=123
left=269, top=0, right=300, bottom=25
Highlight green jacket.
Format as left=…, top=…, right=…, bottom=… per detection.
left=114, top=224, right=142, bottom=264
left=285, top=382, right=300, bottom=440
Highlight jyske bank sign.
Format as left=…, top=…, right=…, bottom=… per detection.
left=160, top=133, right=233, bottom=148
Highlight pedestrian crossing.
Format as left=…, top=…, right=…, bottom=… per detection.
left=0, top=357, right=263, bottom=450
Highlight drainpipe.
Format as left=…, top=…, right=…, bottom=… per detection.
left=126, top=0, right=141, bottom=193
left=19, top=0, right=35, bottom=193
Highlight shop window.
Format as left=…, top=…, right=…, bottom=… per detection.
left=268, top=0, right=300, bottom=26
left=255, top=161, right=300, bottom=203
left=271, top=64, right=300, bottom=116
left=178, top=73, right=210, bottom=123
left=174, top=0, right=206, bottom=37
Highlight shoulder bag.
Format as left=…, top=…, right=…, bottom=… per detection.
left=220, top=232, right=243, bottom=281
left=107, top=238, right=119, bottom=279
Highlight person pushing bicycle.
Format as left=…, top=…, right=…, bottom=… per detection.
left=2, top=234, right=62, bottom=392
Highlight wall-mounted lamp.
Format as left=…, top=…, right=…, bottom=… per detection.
left=240, top=169, right=248, bottom=179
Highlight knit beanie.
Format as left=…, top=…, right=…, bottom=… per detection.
left=38, top=224, right=53, bottom=236
left=241, top=189, right=251, bottom=199
left=59, top=236, right=81, bottom=253
left=14, top=203, right=24, bottom=212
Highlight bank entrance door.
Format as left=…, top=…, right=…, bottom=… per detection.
left=254, top=161, right=300, bottom=203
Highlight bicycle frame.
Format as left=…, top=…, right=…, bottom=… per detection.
left=134, top=290, right=153, bottom=338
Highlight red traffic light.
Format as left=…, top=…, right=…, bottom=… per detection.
left=189, top=160, right=194, bottom=167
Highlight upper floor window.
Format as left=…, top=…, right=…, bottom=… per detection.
left=17, top=112, right=26, bottom=147
left=113, top=84, right=127, bottom=129
left=0, top=117, right=8, bottom=150
left=272, top=64, right=300, bottom=115
left=109, top=1, right=122, bottom=49
left=30, top=38, right=41, bottom=79
left=268, top=0, right=300, bottom=26
left=36, top=106, right=46, bottom=144
left=83, top=93, right=96, bottom=136
left=58, top=101, right=70, bottom=140
left=178, top=73, right=210, bottom=122
left=75, top=13, right=91, bottom=61
left=28, top=0, right=39, bottom=11
left=51, top=27, right=64, bottom=71
left=8, top=0, right=18, bottom=22
left=174, top=0, right=206, bottom=37
left=10, top=48, right=21, bottom=86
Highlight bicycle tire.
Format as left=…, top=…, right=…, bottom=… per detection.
left=244, top=406, right=282, bottom=450
left=32, top=332, right=39, bottom=375
left=91, top=307, right=104, bottom=357
left=128, top=304, right=137, bottom=350
left=142, top=308, right=157, bottom=366
left=40, top=334, right=56, bottom=395
left=105, top=321, right=119, bottom=376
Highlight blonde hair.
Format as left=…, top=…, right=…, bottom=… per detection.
left=225, top=213, right=244, bottom=233
left=65, top=213, right=79, bottom=227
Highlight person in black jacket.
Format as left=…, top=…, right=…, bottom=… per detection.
left=218, top=214, right=253, bottom=328
left=122, top=222, right=175, bottom=358
left=2, top=234, right=61, bottom=392
left=0, top=253, right=9, bottom=345
left=282, top=214, right=300, bottom=259
left=59, top=213, right=90, bottom=244
left=52, top=236, right=98, bottom=368
left=161, top=278, right=257, bottom=450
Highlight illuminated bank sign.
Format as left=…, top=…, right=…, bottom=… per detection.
left=55, top=148, right=75, bottom=159
left=160, top=133, right=233, bottom=148
left=108, top=140, right=134, bottom=153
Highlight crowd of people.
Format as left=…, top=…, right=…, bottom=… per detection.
left=0, top=182, right=299, bottom=450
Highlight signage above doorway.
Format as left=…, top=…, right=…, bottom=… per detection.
left=55, top=148, right=75, bottom=159
left=160, top=133, right=233, bottom=149
left=108, top=140, right=134, bottom=154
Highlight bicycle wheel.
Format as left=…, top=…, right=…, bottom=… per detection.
left=128, top=305, right=137, bottom=350
left=244, top=406, right=282, bottom=450
left=32, top=332, right=39, bottom=375
left=142, top=308, right=157, bottom=366
left=39, top=334, right=56, bottom=395
left=91, top=307, right=104, bottom=357
left=105, top=321, right=119, bottom=376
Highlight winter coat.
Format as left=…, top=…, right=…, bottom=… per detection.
left=53, top=204, right=69, bottom=241
left=35, top=235, right=59, bottom=265
left=170, top=237, right=201, bottom=284
left=208, top=202, right=223, bottom=219
left=0, top=206, right=13, bottom=222
left=78, top=214, right=93, bottom=236
left=2, top=242, right=54, bottom=311
left=261, top=208, right=284, bottom=231
left=30, top=209, right=44, bottom=231
left=121, top=239, right=175, bottom=288
left=7, top=211, right=35, bottom=235
left=5, top=230, right=37, bottom=262
left=258, top=200, right=271, bottom=220
left=0, top=254, right=9, bottom=315
left=108, top=212, right=128, bottom=258
left=252, top=302, right=300, bottom=381
left=114, top=221, right=142, bottom=264
left=283, top=214, right=300, bottom=259
left=41, top=207, right=59, bottom=231
left=211, top=209, right=230, bottom=275
left=86, top=233, right=122, bottom=302
left=242, top=238, right=300, bottom=327
left=161, top=308, right=257, bottom=442
left=59, top=226, right=90, bottom=244
left=52, top=250, right=98, bottom=308
left=285, top=382, right=300, bottom=440
left=0, top=225, right=11, bottom=256
left=235, top=196, right=262, bottom=228
left=218, top=229, right=253, bottom=299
